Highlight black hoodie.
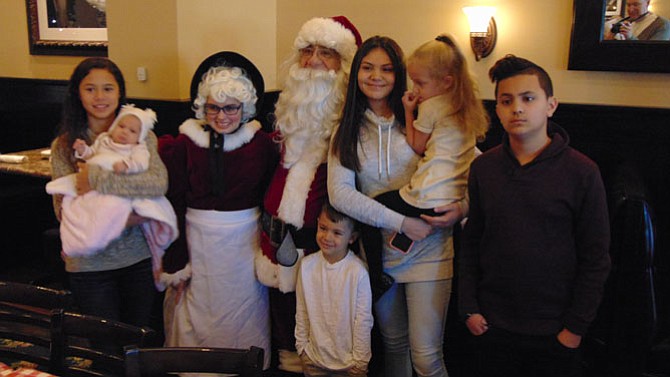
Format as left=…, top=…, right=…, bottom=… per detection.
left=459, top=122, right=611, bottom=336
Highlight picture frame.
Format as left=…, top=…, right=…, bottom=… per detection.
left=26, top=0, right=107, bottom=57
left=605, top=0, right=624, bottom=17
left=568, top=0, right=670, bottom=73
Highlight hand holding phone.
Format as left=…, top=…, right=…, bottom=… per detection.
left=389, top=232, right=414, bottom=254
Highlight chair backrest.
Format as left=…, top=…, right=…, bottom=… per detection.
left=49, top=309, right=158, bottom=377
left=0, top=281, right=73, bottom=366
left=0, top=280, right=73, bottom=313
left=584, top=162, right=657, bottom=376
left=124, top=346, right=264, bottom=377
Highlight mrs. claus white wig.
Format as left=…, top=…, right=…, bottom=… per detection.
left=193, top=66, right=258, bottom=124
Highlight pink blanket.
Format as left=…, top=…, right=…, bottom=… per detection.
left=46, top=175, right=178, bottom=291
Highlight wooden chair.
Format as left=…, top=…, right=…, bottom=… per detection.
left=0, top=281, right=73, bottom=367
left=49, top=309, right=158, bottom=377
left=124, top=345, right=264, bottom=377
left=583, top=162, right=659, bottom=376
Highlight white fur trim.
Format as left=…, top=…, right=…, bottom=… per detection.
left=254, top=248, right=304, bottom=293
left=278, top=159, right=318, bottom=229
left=277, top=249, right=304, bottom=293
left=277, top=137, right=329, bottom=228
left=179, top=119, right=261, bottom=151
left=294, top=17, right=357, bottom=63
left=255, top=250, right=279, bottom=289
left=159, top=263, right=192, bottom=287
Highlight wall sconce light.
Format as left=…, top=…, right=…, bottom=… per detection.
left=463, top=6, right=497, bottom=61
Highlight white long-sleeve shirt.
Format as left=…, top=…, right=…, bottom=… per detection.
left=295, top=251, right=373, bottom=371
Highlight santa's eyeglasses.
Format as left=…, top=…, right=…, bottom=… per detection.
left=299, top=46, right=339, bottom=61
left=203, top=103, right=242, bottom=116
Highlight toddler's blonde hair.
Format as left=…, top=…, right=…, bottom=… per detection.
left=407, top=34, right=489, bottom=141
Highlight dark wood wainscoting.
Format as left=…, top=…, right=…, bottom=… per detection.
left=0, top=78, right=280, bottom=152
left=0, top=78, right=68, bottom=153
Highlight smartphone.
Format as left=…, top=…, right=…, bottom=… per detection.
left=389, top=232, right=414, bottom=254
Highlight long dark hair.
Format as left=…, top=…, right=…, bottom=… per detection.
left=330, top=36, right=406, bottom=172
left=56, top=57, right=126, bottom=149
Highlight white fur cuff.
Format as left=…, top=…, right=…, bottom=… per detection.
left=254, top=249, right=305, bottom=293
left=255, top=252, right=279, bottom=289
left=159, top=263, right=192, bottom=287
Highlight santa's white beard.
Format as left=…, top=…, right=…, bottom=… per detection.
left=275, top=64, right=347, bottom=168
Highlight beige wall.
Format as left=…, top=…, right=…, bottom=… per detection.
left=1, top=0, right=669, bottom=108
left=0, top=0, right=277, bottom=101
left=277, top=0, right=670, bottom=108
left=109, top=0, right=277, bottom=101
left=106, top=0, right=180, bottom=100
left=174, top=0, right=277, bottom=101
left=0, top=1, right=82, bottom=80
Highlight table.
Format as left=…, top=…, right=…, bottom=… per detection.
left=0, top=361, right=57, bottom=376
left=0, top=149, right=51, bottom=179
left=0, top=149, right=58, bottom=282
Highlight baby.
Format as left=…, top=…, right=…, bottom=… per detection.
left=73, top=104, right=155, bottom=174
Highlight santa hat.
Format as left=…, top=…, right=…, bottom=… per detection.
left=293, top=16, right=362, bottom=63
left=108, top=104, right=157, bottom=142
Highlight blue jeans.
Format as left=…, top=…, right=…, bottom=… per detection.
left=68, top=258, right=155, bottom=327
left=374, top=279, right=451, bottom=377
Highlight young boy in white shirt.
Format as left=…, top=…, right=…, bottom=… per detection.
left=295, top=203, right=373, bottom=377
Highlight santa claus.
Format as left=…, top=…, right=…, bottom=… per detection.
left=254, top=15, right=361, bottom=373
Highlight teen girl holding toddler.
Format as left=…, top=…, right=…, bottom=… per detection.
left=329, top=34, right=485, bottom=377
left=362, top=34, right=489, bottom=302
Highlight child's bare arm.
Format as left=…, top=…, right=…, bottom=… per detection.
left=408, top=128, right=430, bottom=155
left=402, top=91, right=430, bottom=155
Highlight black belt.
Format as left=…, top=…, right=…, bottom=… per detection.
left=260, top=210, right=318, bottom=251
left=261, top=211, right=291, bottom=248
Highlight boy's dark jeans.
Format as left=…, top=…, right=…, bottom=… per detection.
left=472, top=326, right=582, bottom=377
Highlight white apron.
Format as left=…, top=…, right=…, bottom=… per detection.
left=164, top=207, right=270, bottom=370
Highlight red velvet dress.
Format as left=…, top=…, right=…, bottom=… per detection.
left=159, top=120, right=278, bottom=368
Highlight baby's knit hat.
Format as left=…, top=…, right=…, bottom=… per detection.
left=108, top=104, right=157, bottom=142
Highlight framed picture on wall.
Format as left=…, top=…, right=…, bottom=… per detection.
left=26, top=0, right=107, bottom=56
left=605, top=0, right=624, bottom=17
left=568, top=0, right=670, bottom=73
